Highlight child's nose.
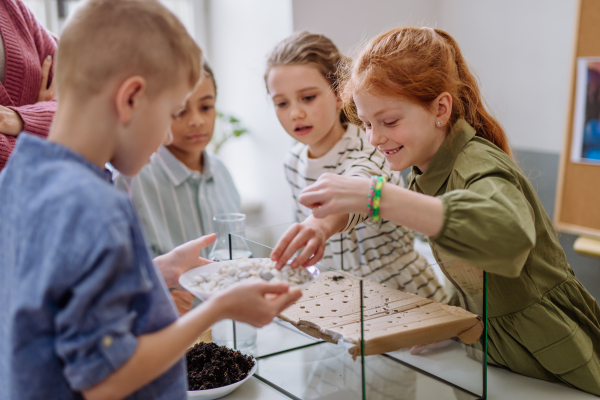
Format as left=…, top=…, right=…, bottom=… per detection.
left=290, top=104, right=305, bottom=120
left=369, top=126, right=386, bottom=147
left=189, top=112, right=204, bottom=127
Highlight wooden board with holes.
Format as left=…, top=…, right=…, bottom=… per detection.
left=279, top=271, right=483, bottom=358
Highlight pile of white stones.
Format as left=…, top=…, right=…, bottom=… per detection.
left=191, top=257, right=314, bottom=293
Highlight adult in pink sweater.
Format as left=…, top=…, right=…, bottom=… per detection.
left=0, top=0, right=57, bottom=171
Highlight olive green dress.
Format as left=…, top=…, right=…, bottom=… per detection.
left=407, top=119, right=600, bottom=395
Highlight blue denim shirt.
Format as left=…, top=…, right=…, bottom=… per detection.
left=0, top=135, right=187, bottom=399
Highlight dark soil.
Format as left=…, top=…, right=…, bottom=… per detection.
left=186, top=342, right=255, bottom=390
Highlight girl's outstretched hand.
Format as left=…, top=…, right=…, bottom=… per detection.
left=299, top=173, right=371, bottom=218
left=212, top=281, right=302, bottom=327
left=270, top=214, right=347, bottom=269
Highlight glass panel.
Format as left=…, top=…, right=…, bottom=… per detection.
left=228, top=223, right=487, bottom=400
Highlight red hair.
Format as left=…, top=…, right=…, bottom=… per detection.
left=340, top=27, right=512, bottom=158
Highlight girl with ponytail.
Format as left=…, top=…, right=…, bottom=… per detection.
left=276, top=27, right=600, bottom=395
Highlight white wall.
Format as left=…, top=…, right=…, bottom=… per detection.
left=292, top=0, right=440, bottom=56
left=206, top=0, right=296, bottom=228
left=436, top=0, right=577, bottom=153
left=292, top=0, right=578, bottom=154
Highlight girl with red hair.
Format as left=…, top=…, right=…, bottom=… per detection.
left=274, top=27, right=600, bottom=395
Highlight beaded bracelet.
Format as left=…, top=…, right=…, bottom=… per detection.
left=367, top=175, right=386, bottom=221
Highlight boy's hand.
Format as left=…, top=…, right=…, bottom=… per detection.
left=154, top=234, right=216, bottom=288
left=37, top=55, right=56, bottom=102
left=213, top=281, right=302, bottom=327
left=299, top=173, right=371, bottom=218
left=270, top=214, right=347, bottom=269
left=0, top=106, right=23, bottom=136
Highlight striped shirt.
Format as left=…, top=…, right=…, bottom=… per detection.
left=284, top=124, right=447, bottom=302
left=114, top=145, right=240, bottom=258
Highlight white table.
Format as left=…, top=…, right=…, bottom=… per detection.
left=220, top=367, right=598, bottom=400
left=189, top=321, right=598, bottom=400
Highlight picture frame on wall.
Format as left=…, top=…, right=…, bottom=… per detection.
left=571, top=57, right=600, bottom=164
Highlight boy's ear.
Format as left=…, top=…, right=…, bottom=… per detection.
left=115, top=76, right=147, bottom=125
left=435, top=92, right=453, bottom=124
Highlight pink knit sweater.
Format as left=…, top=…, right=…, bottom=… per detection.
left=0, top=0, right=57, bottom=171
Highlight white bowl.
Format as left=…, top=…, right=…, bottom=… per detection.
left=179, top=258, right=320, bottom=301
left=187, top=360, right=257, bottom=399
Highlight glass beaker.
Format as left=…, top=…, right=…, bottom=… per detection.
left=212, top=320, right=258, bottom=350
left=208, top=213, right=252, bottom=261
left=208, top=213, right=256, bottom=348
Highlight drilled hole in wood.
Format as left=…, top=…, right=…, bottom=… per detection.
left=403, top=325, right=408, bottom=327
left=388, top=321, right=393, bottom=323
left=316, top=304, right=321, bottom=306
left=364, top=296, right=368, bottom=298
left=344, top=295, right=348, bottom=298
left=343, top=301, right=348, bottom=303
left=333, top=322, right=337, bottom=325
left=300, top=306, right=305, bottom=309
left=319, top=316, right=324, bottom=319
left=332, top=310, right=337, bottom=312
left=305, top=311, right=310, bottom=313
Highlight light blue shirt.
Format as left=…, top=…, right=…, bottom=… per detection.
left=0, top=134, right=186, bottom=399
left=115, top=146, right=240, bottom=258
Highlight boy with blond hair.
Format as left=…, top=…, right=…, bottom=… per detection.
left=0, top=1, right=301, bottom=399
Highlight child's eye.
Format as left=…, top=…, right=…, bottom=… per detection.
left=363, top=122, right=372, bottom=129
left=201, top=105, right=214, bottom=112
left=175, top=108, right=187, bottom=119
left=275, top=101, right=287, bottom=108
left=303, top=95, right=316, bottom=102
left=383, top=120, right=399, bottom=127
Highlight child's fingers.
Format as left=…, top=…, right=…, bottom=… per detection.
left=292, top=237, right=321, bottom=268
left=188, top=233, right=217, bottom=251
left=270, top=223, right=300, bottom=262
left=270, top=289, right=302, bottom=314
left=257, top=281, right=290, bottom=295
left=275, top=228, right=313, bottom=269
left=298, top=190, right=325, bottom=209
left=301, top=245, right=325, bottom=268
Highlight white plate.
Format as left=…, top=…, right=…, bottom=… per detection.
left=179, top=258, right=320, bottom=301
left=187, top=359, right=257, bottom=399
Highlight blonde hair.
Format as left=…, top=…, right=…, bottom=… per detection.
left=56, top=0, right=201, bottom=98
left=341, top=27, right=512, bottom=158
left=265, top=31, right=349, bottom=123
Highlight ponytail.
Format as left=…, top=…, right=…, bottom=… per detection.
left=434, top=30, right=512, bottom=157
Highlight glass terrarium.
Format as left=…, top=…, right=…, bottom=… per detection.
left=218, top=222, right=487, bottom=400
